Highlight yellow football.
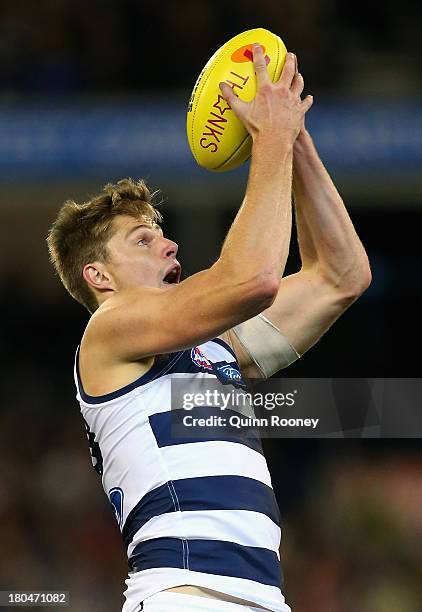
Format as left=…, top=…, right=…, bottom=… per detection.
left=187, top=28, right=287, bottom=172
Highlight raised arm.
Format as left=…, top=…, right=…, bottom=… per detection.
left=260, top=126, right=372, bottom=356
left=226, top=121, right=372, bottom=377
left=85, top=49, right=312, bottom=362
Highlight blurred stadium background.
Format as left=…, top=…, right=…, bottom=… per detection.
left=1, top=1, right=421, bottom=610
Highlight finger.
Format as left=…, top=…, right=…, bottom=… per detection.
left=219, top=81, right=248, bottom=116
left=252, top=43, right=270, bottom=87
left=290, top=72, right=304, bottom=97
left=300, top=94, right=314, bottom=114
left=278, top=52, right=296, bottom=87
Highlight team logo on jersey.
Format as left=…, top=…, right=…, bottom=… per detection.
left=190, top=346, right=213, bottom=371
left=109, top=487, right=124, bottom=530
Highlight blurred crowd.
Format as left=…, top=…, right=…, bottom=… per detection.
left=0, top=0, right=420, bottom=96
left=284, top=451, right=422, bottom=611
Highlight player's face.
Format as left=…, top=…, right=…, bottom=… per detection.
left=105, top=215, right=181, bottom=291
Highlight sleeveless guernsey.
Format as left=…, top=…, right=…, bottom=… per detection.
left=74, top=337, right=291, bottom=612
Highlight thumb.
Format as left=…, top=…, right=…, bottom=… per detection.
left=219, top=82, right=247, bottom=117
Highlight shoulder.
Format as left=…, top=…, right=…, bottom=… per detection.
left=78, top=300, right=155, bottom=396
left=83, top=286, right=162, bottom=346
left=80, top=289, right=156, bottom=366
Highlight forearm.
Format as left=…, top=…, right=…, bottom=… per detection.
left=292, top=192, right=317, bottom=268
left=220, top=138, right=293, bottom=282
left=293, top=129, right=371, bottom=289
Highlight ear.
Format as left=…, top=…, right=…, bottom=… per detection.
left=83, top=262, right=115, bottom=293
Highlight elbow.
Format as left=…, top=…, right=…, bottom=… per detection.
left=352, top=258, right=372, bottom=296
left=338, top=262, right=372, bottom=302
left=227, top=270, right=280, bottom=319
left=249, top=271, right=280, bottom=308
left=360, top=264, right=372, bottom=293
left=212, top=260, right=280, bottom=308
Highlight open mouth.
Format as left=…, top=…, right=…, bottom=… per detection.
left=163, top=264, right=181, bottom=285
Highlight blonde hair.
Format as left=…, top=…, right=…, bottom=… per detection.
left=47, top=178, right=162, bottom=313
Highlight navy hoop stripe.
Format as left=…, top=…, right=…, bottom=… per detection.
left=122, top=475, right=280, bottom=549
left=148, top=407, right=263, bottom=454
left=129, top=537, right=283, bottom=589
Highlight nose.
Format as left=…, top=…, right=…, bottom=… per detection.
left=161, top=237, right=178, bottom=259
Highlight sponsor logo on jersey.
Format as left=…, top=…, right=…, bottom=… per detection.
left=109, top=487, right=124, bottom=529
left=212, top=361, right=246, bottom=388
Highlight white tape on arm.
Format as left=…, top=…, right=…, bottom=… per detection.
left=232, top=313, right=300, bottom=378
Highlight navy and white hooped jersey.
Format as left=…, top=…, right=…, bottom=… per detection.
left=74, top=337, right=290, bottom=612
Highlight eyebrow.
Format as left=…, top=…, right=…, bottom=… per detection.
left=124, top=223, right=162, bottom=240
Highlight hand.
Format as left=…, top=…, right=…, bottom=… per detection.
left=219, top=45, right=313, bottom=149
